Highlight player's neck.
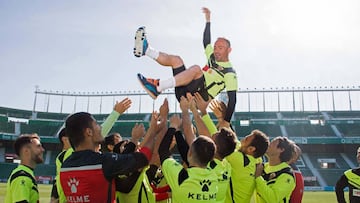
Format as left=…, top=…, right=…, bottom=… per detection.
left=268, top=156, right=281, bottom=166
left=214, top=154, right=223, bottom=161
left=75, top=142, right=97, bottom=152
left=189, top=162, right=207, bottom=169
left=20, top=161, right=35, bottom=170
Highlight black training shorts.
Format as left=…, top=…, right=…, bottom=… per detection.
left=173, top=65, right=209, bottom=102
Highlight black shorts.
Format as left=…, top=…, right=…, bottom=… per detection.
left=173, top=65, right=209, bottom=102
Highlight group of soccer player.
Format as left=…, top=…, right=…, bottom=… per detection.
left=5, top=7, right=308, bottom=203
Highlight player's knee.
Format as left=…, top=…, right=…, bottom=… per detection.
left=189, top=65, right=202, bottom=76
left=170, top=55, right=184, bottom=67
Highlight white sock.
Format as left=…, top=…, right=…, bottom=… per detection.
left=145, top=46, right=159, bottom=60
left=158, top=77, right=175, bottom=92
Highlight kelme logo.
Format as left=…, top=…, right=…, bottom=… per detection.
left=68, top=178, right=79, bottom=193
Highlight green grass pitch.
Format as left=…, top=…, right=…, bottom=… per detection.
left=0, top=182, right=348, bottom=202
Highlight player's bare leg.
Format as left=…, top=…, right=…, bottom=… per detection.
left=135, top=26, right=203, bottom=99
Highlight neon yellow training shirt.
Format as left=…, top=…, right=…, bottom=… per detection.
left=255, top=162, right=295, bottom=203
left=5, top=164, right=39, bottom=203
left=117, top=167, right=155, bottom=203
left=203, top=45, right=238, bottom=99
left=225, top=150, right=257, bottom=203
left=162, top=158, right=218, bottom=203
left=208, top=158, right=231, bottom=203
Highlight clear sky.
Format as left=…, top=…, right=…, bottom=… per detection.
left=0, top=0, right=359, bottom=112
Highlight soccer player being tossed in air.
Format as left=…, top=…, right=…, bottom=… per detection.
left=135, top=7, right=238, bottom=128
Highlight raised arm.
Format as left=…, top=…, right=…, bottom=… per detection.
left=101, top=98, right=132, bottom=136
left=222, top=91, right=236, bottom=127
left=202, top=7, right=211, bottom=48
left=209, top=99, right=234, bottom=129
left=140, top=112, right=159, bottom=154
left=122, top=123, right=145, bottom=153
left=188, top=93, right=211, bottom=137
left=157, top=98, right=170, bottom=145
left=149, top=98, right=170, bottom=167
left=193, top=92, right=216, bottom=136
left=167, top=114, right=189, bottom=166
left=179, top=95, right=196, bottom=146
left=158, top=128, right=176, bottom=164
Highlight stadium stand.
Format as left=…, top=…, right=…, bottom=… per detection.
left=0, top=162, right=17, bottom=180
left=236, top=124, right=282, bottom=137
left=336, top=123, right=360, bottom=137
left=286, top=124, right=336, bottom=137
left=0, top=115, right=15, bottom=134
left=0, top=106, right=33, bottom=119
left=20, top=119, right=64, bottom=137
left=327, top=111, right=360, bottom=119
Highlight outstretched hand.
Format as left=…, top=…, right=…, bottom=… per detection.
left=131, top=123, right=146, bottom=144
left=139, top=111, right=159, bottom=153
left=209, top=100, right=226, bottom=120
left=159, top=98, right=169, bottom=118
left=179, top=95, right=191, bottom=113
left=202, top=7, right=211, bottom=22
left=193, top=92, right=210, bottom=115
left=169, top=114, right=182, bottom=131
left=114, top=98, right=132, bottom=114
left=149, top=111, right=160, bottom=132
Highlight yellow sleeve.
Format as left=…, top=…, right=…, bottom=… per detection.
left=201, top=114, right=217, bottom=135
left=101, top=110, right=120, bottom=137
left=255, top=173, right=295, bottom=203
left=10, top=177, right=33, bottom=202
left=224, top=72, right=238, bottom=91
left=161, top=158, right=184, bottom=190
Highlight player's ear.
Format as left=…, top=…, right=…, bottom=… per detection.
left=21, top=145, right=31, bottom=156
left=85, top=127, right=93, bottom=137
left=187, top=146, right=193, bottom=160
left=247, top=146, right=256, bottom=154
left=108, top=144, right=114, bottom=151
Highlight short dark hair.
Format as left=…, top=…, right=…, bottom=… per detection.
left=14, top=134, right=40, bottom=156
left=250, top=130, right=270, bottom=158
left=217, top=37, right=231, bottom=48
left=58, top=128, right=66, bottom=145
left=214, top=128, right=237, bottom=159
left=276, top=137, right=295, bottom=162
left=65, top=112, right=94, bottom=148
left=191, top=136, right=216, bottom=167
left=105, top=133, right=117, bottom=146
left=113, top=140, right=128, bottom=154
